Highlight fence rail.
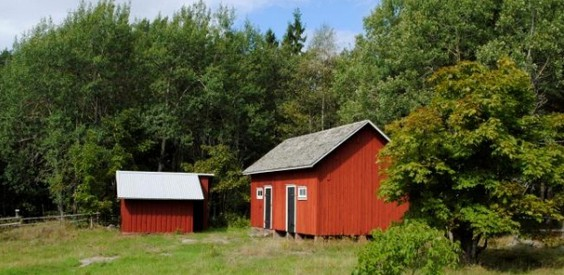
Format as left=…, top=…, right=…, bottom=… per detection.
left=0, top=212, right=100, bottom=229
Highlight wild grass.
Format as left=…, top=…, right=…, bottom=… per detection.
left=0, top=223, right=359, bottom=274
left=0, top=223, right=562, bottom=274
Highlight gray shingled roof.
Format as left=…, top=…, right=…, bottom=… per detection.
left=243, top=120, right=389, bottom=175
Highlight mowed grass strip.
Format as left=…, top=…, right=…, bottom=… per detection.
left=1, top=223, right=563, bottom=274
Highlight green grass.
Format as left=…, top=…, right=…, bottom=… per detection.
left=1, top=223, right=563, bottom=274
left=0, top=223, right=359, bottom=274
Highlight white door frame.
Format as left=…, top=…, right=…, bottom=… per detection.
left=263, top=186, right=272, bottom=229
left=285, top=184, right=297, bottom=232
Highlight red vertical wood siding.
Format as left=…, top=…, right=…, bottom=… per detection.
left=199, top=176, right=211, bottom=230
left=316, top=127, right=408, bottom=235
left=250, top=170, right=318, bottom=235
left=120, top=199, right=195, bottom=233
left=248, top=125, right=408, bottom=236
left=250, top=181, right=263, bottom=228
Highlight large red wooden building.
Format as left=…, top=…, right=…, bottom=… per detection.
left=117, top=171, right=212, bottom=233
left=243, top=120, right=407, bottom=237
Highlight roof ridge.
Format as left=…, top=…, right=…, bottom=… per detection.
left=282, top=120, right=369, bottom=141
left=117, top=170, right=214, bottom=177
left=243, top=120, right=386, bottom=175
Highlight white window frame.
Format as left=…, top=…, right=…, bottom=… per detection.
left=256, top=187, right=264, bottom=199
left=297, top=186, right=307, bottom=200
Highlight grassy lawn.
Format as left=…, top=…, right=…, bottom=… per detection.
left=0, top=223, right=359, bottom=274
left=1, top=223, right=563, bottom=274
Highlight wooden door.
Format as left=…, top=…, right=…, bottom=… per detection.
left=286, top=186, right=296, bottom=233
left=264, top=187, right=272, bottom=229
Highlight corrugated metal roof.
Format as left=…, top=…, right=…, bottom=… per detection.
left=116, top=171, right=213, bottom=200
left=243, top=120, right=389, bottom=175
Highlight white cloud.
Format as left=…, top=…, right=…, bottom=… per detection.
left=0, top=0, right=369, bottom=50
left=0, top=0, right=74, bottom=49
left=0, top=0, right=311, bottom=49
left=215, top=0, right=308, bottom=12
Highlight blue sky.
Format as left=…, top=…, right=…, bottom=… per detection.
left=0, top=0, right=381, bottom=51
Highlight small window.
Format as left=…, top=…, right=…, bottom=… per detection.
left=256, top=188, right=264, bottom=199
left=297, top=186, right=307, bottom=200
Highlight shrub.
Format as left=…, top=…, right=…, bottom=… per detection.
left=354, top=220, right=460, bottom=275
left=225, top=213, right=250, bottom=229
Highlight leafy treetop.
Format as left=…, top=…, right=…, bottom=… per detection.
left=379, top=59, right=564, bottom=262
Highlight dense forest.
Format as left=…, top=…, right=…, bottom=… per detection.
left=0, top=0, right=562, bottom=228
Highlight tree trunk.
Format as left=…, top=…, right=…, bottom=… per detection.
left=158, top=137, right=166, bottom=172
left=321, top=89, right=325, bottom=130
left=454, top=227, right=486, bottom=264
left=58, top=194, right=64, bottom=221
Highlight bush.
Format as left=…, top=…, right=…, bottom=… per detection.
left=354, top=220, right=460, bottom=275
left=225, top=213, right=250, bottom=229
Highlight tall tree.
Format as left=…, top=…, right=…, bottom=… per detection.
left=379, top=59, right=564, bottom=262
left=0, top=0, right=313, bottom=221
left=265, top=28, right=278, bottom=47
left=279, top=25, right=339, bottom=136
left=337, top=0, right=564, bottom=127
left=282, top=8, right=306, bottom=55
left=0, top=49, right=10, bottom=68
left=476, top=0, right=564, bottom=113
left=0, top=0, right=136, bottom=216
left=133, top=2, right=215, bottom=171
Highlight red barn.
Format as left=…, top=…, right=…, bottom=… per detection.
left=116, top=171, right=212, bottom=233
left=243, top=120, right=407, bottom=237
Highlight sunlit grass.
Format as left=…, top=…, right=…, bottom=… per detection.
left=0, top=223, right=360, bottom=274
left=1, top=223, right=563, bottom=274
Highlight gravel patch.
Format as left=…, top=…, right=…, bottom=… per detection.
left=181, top=238, right=198, bottom=244
left=79, top=256, right=118, bottom=267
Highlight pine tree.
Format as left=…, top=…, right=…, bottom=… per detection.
left=282, top=8, right=306, bottom=54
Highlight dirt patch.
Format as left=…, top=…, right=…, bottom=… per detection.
left=79, top=256, right=118, bottom=267
left=181, top=238, right=198, bottom=244
left=202, top=237, right=231, bottom=244
left=181, top=237, right=232, bottom=245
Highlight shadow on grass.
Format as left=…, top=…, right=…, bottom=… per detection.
left=478, top=245, right=564, bottom=273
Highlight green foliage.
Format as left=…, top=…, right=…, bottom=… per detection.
left=265, top=29, right=278, bottom=47
left=476, top=0, right=564, bottom=112
left=354, top=220, right=460, bottom=275
left=337, top=0, right=564, bottom=127
left=224, top=213, right=250, bottom=229
left=0, top=0, right=290, bottom=218
left=69, top=130, right=131, bottom=215
left=278, top=25, right=340, bottom=137
left=2, top=0, right=560, bottom=244
left=185, top=145, right=249, bottom=225
left=380, top=59, right=564, bottom=261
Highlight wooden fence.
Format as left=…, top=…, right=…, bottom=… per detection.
left=0, top=212, right=100, bottom=229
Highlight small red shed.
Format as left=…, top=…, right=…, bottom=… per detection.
left=243, top=120, right=407, bottom=237
left=116, top=171, right=213, bottom=233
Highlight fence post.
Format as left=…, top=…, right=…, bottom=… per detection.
left=15, top=209, right=21, bottom=225
left=90, top=214, right=93, bottom=229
